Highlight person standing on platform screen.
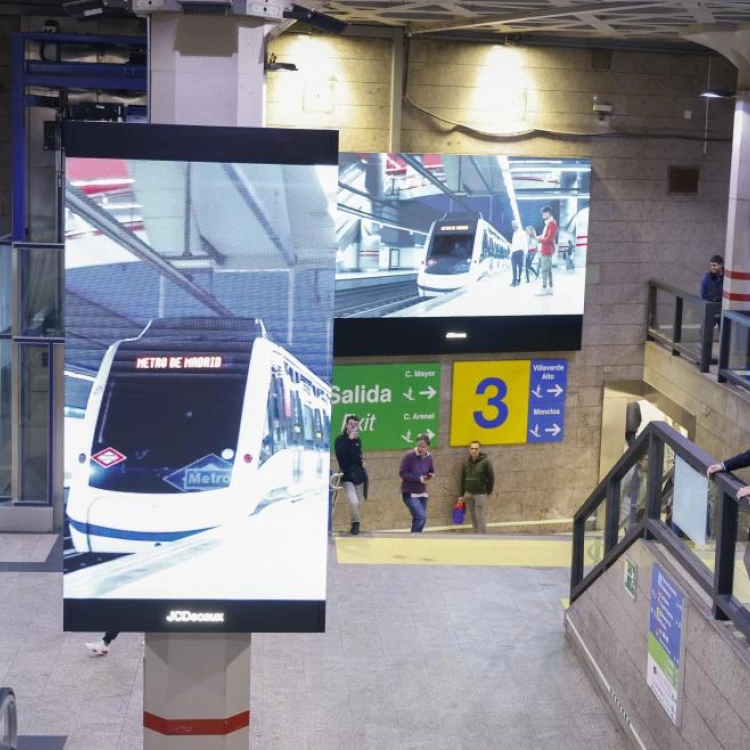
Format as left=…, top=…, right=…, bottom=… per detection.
left=510, top=220, right=527, bottom=287
left=458, top=441, right=495, bottom=533
left=334, top=414, right=367, bottom=535
left=536, top=205, right=558, bottom=296
left=525, top=225, right=539, bottom=283
left=399, top=434, right=435, bottom=533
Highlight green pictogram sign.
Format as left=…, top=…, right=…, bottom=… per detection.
left=332, top=363, right=441, bottom=451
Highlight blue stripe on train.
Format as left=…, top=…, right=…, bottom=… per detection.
left=68, top=517, right=214, bottom=543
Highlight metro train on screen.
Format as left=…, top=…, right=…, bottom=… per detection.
left=67, top=317, right=330, bottom=553
left=416, top=214, right=511, bottom=297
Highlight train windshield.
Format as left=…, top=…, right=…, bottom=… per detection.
left=89, top=368, right=246, bottom=494
left=424, top=233, right=474, bottom=274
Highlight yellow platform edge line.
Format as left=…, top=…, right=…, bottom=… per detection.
left=334, top=536, right=584, bottom=568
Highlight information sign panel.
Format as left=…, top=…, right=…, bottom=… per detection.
left=647, top=564, right=685, bottom=725
left=332, top=363, right=441, bottom=450
left=450, top=359, right=567, bottom=446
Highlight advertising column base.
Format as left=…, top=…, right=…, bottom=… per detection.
left=144, top=633, right=251, bottom=750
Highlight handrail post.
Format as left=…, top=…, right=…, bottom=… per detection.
left=712, top=489, right=738, bottom=621
left=647, top=281, right=657, bottom=334
left=718, top=313, right=731, bottom=383
left=645, top=433, right=664, bottom=538
left=571, top=515, right=586, bottom=595
left=700, top=302, right=719, bottom=373
left=672, top=296, right=683, bottom=355
left=604, top=478, right=621, bottom=554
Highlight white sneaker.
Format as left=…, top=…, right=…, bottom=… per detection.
left=85, top=639, right=110, bottom=656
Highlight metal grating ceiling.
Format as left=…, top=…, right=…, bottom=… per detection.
left=323, top=1, right=750, bottom=39
left=4, top=0, right=750, bottom=41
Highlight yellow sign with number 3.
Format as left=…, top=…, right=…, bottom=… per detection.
left=450, top=361, right=531, bottom=446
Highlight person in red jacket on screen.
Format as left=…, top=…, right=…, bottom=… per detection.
left=536, top=205, right=558, bottom=297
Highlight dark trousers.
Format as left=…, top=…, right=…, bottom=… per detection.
left=103, top=632, right=119, bottom=645
left=511, top=251, right=524, bottom=284
left=402, top=492, right=428, bottom=532
left=526, top=251, right=539, bottom=281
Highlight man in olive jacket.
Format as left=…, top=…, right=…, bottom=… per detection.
left=458, top=441, right=494, bottom=533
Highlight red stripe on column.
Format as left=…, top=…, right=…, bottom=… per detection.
left=723, top=291, right=750, bottom=301
left=725, top=269, right=750, bottom=280
left=144, top=710, right=250, bottom=736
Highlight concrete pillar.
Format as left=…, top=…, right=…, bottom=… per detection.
left=144, top=634, right=251, bottom=750
left=724, top=91, right=750, bottom=309
left=144, top=12, right=265, bottom=749
left=149, top=14, right=268, bottom=127
left=683, top=25, right=750, bottom=308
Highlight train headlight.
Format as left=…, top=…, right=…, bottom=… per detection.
left=244, top=454, right=253, bottom=464
left=78, top=453, right=86, bottom=464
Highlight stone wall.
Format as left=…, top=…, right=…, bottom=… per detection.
left=267, top=34, right=738, bottom=532
left=567, top=539, right=750, bottom=750
left=644, top=342, right=750, bottom=482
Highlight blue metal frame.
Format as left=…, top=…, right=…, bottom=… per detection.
left=0, top=242, right=11, bottom=503
left=11, top=32, right=148, bottom=242
left=10, top=33, right=147, bottom=511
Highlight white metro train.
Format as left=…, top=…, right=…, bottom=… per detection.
left=417, top=215, right=510, bottom=297
left=67, top=317, right=331, bottom=553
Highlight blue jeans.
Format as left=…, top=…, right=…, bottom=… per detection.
left=402, top=492, right=428, bottom=533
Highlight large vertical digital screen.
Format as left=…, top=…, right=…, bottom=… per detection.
left=62, top=123, right=338, bottom=632
left=334, top=153, right=590, bottom=355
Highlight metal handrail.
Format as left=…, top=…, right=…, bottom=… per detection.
left=718, top=310, right=750, bottom=395
left=647, top=279, right=721, bottom=373
left=0, top=687, right=18, bottom=750
left=571, top=421, right=750, bottom=640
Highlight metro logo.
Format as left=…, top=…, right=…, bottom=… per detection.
left=91, top=447, right=127, bottom=468
left=166, top=610, right=225, bottom=623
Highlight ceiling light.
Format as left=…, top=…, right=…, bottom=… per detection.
left=700, top=89, right=735, bottom=99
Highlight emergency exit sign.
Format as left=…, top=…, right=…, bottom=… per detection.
left=331, top=363, right=441, bottom=450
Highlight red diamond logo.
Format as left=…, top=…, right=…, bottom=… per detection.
left=91, top=447, right=127, bottom=468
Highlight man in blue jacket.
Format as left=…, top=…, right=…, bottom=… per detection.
left=399, top=434, right=435, bottom=533
left=700, top=255, right=724, bottom=303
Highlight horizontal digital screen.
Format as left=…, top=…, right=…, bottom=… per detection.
left=333, top=153, right=590, bottom=356
left=62, top=122, right=337, bottom=633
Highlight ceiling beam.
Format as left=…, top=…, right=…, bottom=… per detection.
left=408, top=1, right=660, bottom=36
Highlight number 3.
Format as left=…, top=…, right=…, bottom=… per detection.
left=473, top=377, right=509, bottom=429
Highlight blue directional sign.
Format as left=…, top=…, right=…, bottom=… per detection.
left=164, top=453, right=234, bottom=492
left=527, top=359, right=567, bottom=443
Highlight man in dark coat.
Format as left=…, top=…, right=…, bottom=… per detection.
left=458, top=441, right=495, bottom=533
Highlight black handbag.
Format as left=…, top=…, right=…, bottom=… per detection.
left=346, top=464, right=366, bottom=485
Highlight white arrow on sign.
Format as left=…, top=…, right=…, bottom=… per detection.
left=529, top=424, right=541, bottom=438
left=544, top=424, right=562, bottom=437
left=531, top=386, right=543, bottom=399
left=402, top=430, right=412, bottom=443
left=420, top=386, right=437, bottom=399
left=403, top=387, right=415, bottom=401
left=546, top=384, right=564, bottom=397
left=425, top=429, right=435, bottom=440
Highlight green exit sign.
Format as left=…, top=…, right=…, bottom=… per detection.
left=332, top=363, right=441, bottom=451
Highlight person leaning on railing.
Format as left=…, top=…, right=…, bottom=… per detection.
left=707, top=451, right=750, bottom=500
left=707, top=452, right=750, bottom=576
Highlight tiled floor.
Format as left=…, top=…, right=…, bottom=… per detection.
left=0, top=532, right=629, bottom=750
